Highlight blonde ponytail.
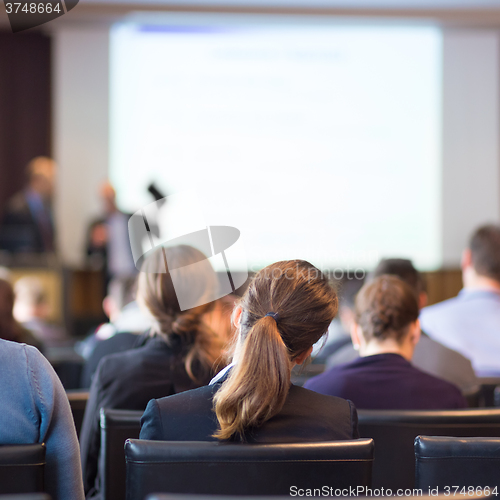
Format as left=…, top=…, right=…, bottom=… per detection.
left=213, top=315, right=291, bottom=440
left=211, top=259, right=339, bottom=441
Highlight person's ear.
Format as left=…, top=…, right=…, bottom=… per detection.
left=419, top=291, right=428, bottom=310
left=102, top=296, right=113, bottom=319
left=462, top=248, right=472, bottom=271
left=350, top=322, right=362, bottom=351
left=232, top=305, right=243, bottom=328
left=295, top=346, right=313, bottom=365
left=409, top=320, right=421, bottom=346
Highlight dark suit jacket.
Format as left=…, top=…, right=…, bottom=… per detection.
left=305, top=353, right=467, bottom=410
left=1, top=191, right=54, bottom=252
left=80, top=332, right=140, bottom=389
left=325, top=331, right=479, bottom=394
left=80, top=334, right=214, bottom=500
left=140, top=375, right=359, bottom=443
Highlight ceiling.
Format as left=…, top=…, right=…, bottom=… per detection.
left=4, top=0, right=500, bottom=30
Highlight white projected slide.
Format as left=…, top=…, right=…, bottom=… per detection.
left=110, top=16, right=442, bottom=272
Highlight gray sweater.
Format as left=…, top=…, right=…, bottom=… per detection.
left=0, top=339, right=84, bottom=500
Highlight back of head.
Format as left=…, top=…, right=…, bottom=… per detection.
left=0, top=279, right=22, bottom=342
left=355, top=275, right=419, bottom=344
left=137, top=245, right=221, bottom=382
left=107, top=276, right=137, bottom=311
left=469, top=225, right=500, bottom=283
left=371, top=258, right=426, bottom=298
left=27, top=157, right=56, bottom=197
left=14, top=276, right=46, bottom=308
left=214, top=260, right=338, bottom=440
left=13, top=277, right=47, bottom=322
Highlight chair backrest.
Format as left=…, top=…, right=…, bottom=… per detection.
left=0, top=444, right=45, bottom=495
left=50, top=356, right=84, bottom=390
left=415, top=436, right=500, bottom=490
left=476, top=377, right=500, bottom=407
left=66, top=390, right=89, bottom=438
left=100, top=409, right=142, bottom=500
left=125, top=438, right=374, bottom=500
left=358, top=408, right=500, bottom=490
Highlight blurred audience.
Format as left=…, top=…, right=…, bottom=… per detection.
left=79, top=276, right=151, bottom=388
left=0, top=338, right=84, bottom=500
left=80, top=245, right=229, bottom=500
left=305, top=275, right=467, bottom=409
left=420, top=224, right=500, bottom=376
left=326, top=258, right=478, bottom=394
left=0, top=278, right=43, bottom=351
left=13, top=276, right=68, bottom=348
left=1, top=156, right=56, bottom=253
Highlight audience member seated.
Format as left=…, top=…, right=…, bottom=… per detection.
left=79, top=276, right=150, bottom=388
left=140, top=259, right=359, bottom=443
left=80, top=245, right=228, bottom=500
left=326, top=259, right=478, bottom=394
left=420, top=224, right=500, bottom=376
left=304, top=275, right=467, bottom=409
left=13, top=276, right=68, bottom=348
left=0, top=338, right=84, bottom=500
left=0, top=278, right=43, bottom=352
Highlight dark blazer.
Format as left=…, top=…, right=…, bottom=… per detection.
left=1, top=190, right=54, bottom=252
left=80, top=332, right=140, bottom=389
left=304, top=353, right=467, bottom=410
left=80, top=334, right=214, bottom=500
left=140, top=373, right=359, bottom=443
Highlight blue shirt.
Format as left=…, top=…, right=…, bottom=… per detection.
left=419, top=289, right=500, bottom=376
left=0, top=339, right=84, bottom=500
left=304, top=353, right=466, bottom=410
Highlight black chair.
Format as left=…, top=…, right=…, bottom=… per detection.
left=476, top=377, right=500, bottom=407
left=0, top=444, right=45, bottom=495
left=100, top=409, right=142, bottom=500
left=50, top=356, right=84, bottom=390
left=125, top=438, right=374, bottom=499
left=415, top=436, right=500, bottom=490
left=66, top=390, right=89, bottom=438
left=358, top=408, right=500, bottom=490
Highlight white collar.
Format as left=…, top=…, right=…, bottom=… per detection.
left=209, top=362, right=235, bottom=386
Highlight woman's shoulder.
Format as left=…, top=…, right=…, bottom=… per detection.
left=94, top=336, right=176, bottom=380
left=155, top=383, right=217, bottom=412
left=288, top=384, right=354, bottom=412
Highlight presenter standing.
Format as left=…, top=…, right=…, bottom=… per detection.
left=86, top=182, right=136, bottom=287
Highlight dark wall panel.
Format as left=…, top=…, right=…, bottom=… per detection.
left=0, top=30, right=52, bottom=216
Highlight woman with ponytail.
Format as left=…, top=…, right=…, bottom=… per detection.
left=140, top=260, right=359, bottom=443
left=80, top=245, right=228, bottom=499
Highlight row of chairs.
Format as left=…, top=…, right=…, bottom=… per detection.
left=3, top=436, right=500, bottom=498
left=99, top=407, right=500, bottom=499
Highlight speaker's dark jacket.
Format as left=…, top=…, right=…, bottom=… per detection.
left=140, top=372, right=359, bottom=443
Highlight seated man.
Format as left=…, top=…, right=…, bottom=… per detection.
left=305, top=275, right=467, bottom=410
left=325, top=258, right=478, bottom=394
left=420, top=225, right=500, bottom=376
